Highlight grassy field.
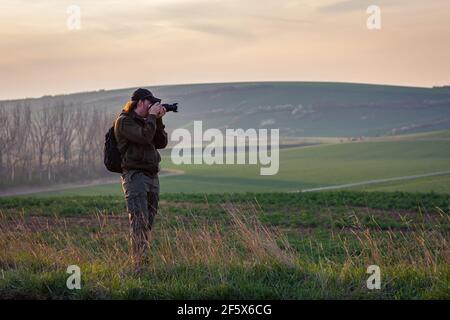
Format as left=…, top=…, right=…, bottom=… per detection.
left=0, top=191, right=448, bottom=299
left=2, top=134, right=447, bottom=299
left=351, top=174, right=450, bottom=194
left=27, top=139, right=450, bottom=197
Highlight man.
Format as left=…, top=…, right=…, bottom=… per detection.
left=114, top=88, right=168, bottom=273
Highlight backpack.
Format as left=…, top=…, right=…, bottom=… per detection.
left=104, top=125, right=123, bottom=173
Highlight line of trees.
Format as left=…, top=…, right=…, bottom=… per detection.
left=0, top=102, right=117, bottom=189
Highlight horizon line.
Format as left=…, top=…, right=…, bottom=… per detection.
left=1, top=79, right=447, bottom=103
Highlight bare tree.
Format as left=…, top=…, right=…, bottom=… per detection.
left=31, top=105, right=57, bottom=181
left=11, top=104, right=32, bottom=182
left=0, top=105, right=11, bottom=184
left=53, top=101, right=77, bottom=180
left=74, top=106, right=91, bottom=175
left=1, top=101, right=117, bottom=190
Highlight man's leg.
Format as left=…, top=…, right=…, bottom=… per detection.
left=144, top=174, right=160, bottom=231
left=147, top=192, right=159, bottom=230
left=128, top=194, right=151, bottom=270
left=121, top=171, right=151, bottom=271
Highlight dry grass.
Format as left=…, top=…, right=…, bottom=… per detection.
left=0, top=203, right=298, bottom=272
left=0, top=201, right=448, bottom=299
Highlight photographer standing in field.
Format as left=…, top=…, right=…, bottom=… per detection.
left=114, top=88, right=168, bottom=273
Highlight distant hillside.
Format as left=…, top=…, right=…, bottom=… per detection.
left=2, top=81, right=450, bottom=137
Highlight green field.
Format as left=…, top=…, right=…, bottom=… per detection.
left=0, top=191, right=448, bottom=299
left=29, top=139, right=450, bottom=197
left=352, top=174, right=450, bottom=194
left=2, top=135, right=447, bottom=300
left=3, top=83, right=449, bottom=300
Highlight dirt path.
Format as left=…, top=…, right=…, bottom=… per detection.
left=301, top=169, right=450, bottom=192
left=0, top=169, right=185, bottom=197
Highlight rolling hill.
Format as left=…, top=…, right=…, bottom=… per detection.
left=2, top=81, right=450, bottom=137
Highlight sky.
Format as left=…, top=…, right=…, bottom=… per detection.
left=0, top=0, right=449, bottom=100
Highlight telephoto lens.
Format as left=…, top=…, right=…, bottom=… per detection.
left=162, top=103, right=178, bottom=112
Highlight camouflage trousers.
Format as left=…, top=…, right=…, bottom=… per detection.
left=120, top=170, right=160, bottom=267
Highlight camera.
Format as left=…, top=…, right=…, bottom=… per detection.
left=161, top=103, right=178, bottom=112
left=149, top=97, right=179, bottom=112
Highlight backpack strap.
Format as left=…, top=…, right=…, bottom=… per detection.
left=114, top=114, right=129, bottom=155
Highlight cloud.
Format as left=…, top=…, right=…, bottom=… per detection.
left=245, top=14, right=312, bottom=25
left=179, top=22, right=255, bottom=40
left=1, top=0, right=449, bottom=100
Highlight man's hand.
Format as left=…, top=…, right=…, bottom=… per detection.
left=148, top=102, right=166, bottom=118
left=157, top=106, right=166, bottom=118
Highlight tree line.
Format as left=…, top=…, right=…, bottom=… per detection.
left=0, top=102, right=117, bottom=190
